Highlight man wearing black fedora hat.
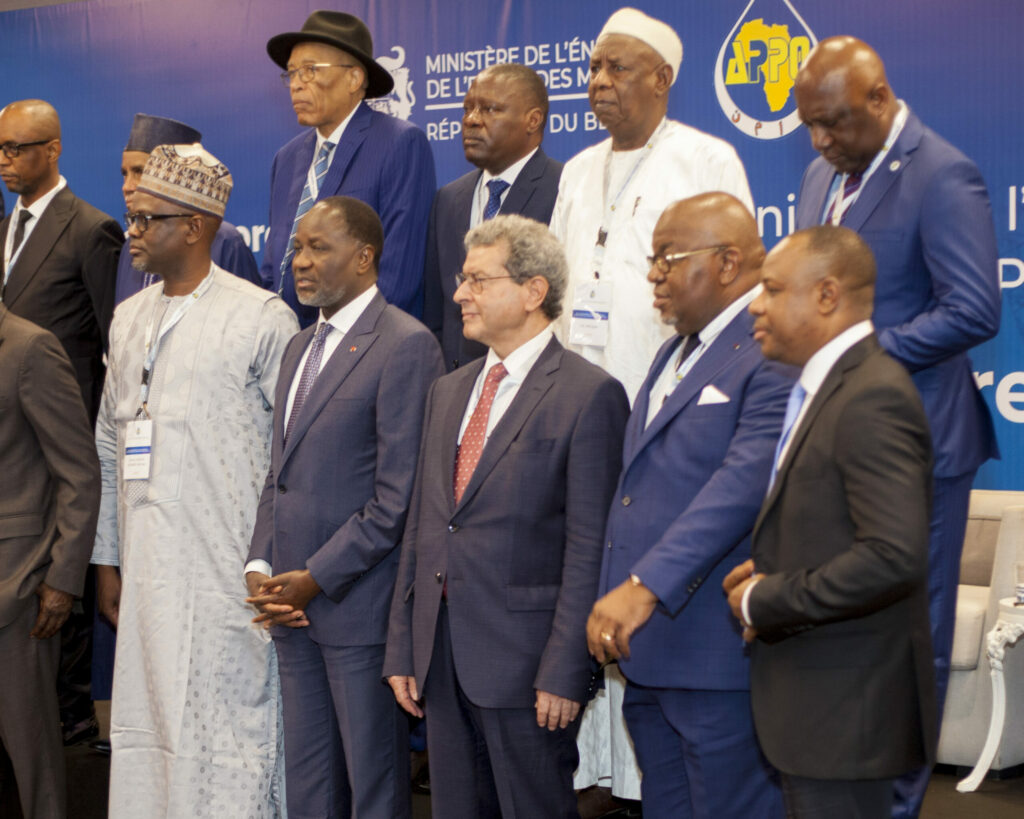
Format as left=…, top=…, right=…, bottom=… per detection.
left=263, top=10, right=436, bottom=330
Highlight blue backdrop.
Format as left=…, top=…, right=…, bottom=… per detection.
left=1, top=0, right=1021, bottom=488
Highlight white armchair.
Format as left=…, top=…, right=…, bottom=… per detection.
left=936, top=489, right=1024, bottom=771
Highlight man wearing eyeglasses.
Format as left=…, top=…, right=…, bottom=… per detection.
left=385, top=214, right=629, bottom=818
left=263, top=10, right=435, bottom=328
left=585, top=192, right=790, bottom=818
left=91, top=143, right=297, bottom=817
left=0, top=99, right=122, bottom=423
left=0, top=98, right=122, bottom=755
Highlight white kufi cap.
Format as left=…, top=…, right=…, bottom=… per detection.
left=598, top=7, right=683, bottom=85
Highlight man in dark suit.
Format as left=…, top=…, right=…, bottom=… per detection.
left=423, top=63, right=563, bottom=371
left=724, top=226, right=936, bottom=818
left=384, top=214, right=629, bottom=818
left=0, top=304, right=100, bottom=819
left=792, top=38, right=1000, bottom=814
left=264, top=10, right=435, bottom=326
left=586, top=193, right=789, bottom=818
left=247, top=196, right=443, bottom=818
left=0, top=98, right=121, bottom=747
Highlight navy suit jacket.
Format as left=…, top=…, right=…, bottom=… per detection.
left=1, top=186, right=122, bottom=422
left=384, top=337, right=629, bottom=708
left=248, top=291, right=443, bottom=646
left=749, top=335, right=936, bottom=779
left=601, top=308, right=793, bottom=689
left=796, top=109, right=1000, bottom=478
left=262, top=102, right=436, bottom=326
left=422, top=148, right=563, bottom=371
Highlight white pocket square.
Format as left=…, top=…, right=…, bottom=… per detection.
left=697, top=385, right=730, bottom=405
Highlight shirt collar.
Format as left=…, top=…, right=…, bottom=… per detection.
left=16, top=174, right=67, bottom=219
left=799, top=320, right=874, bottom=396
left=316, top=100, right=362, bottom=151
left=694, top=284, right=762, bottom=349
left=483, top=324, right=553, bottom=382
left=318, top=283, right=378, bottom=336
left=480, top=147, right=538, bottom=190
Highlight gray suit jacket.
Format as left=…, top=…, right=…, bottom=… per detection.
left=248, top=292, right=443, bottom=646
left=749, top=335, right=937, bottom=779
left=0, top=305, right=100, bottom=628
left=384, top=336, right=629, bottom=707
left=1, top=186, right=122, bottom=421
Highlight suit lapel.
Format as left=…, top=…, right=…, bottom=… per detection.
left=500, top=149, right=547, bottom=216
left=843, top=113, right=922, bottom=233
left=280, top=294, right=386, bottom=467
left=3, top=187, right=75, bottom=306
left=319, top=103, right=371, bottom=199
left=454, top=337, right=561, bottom=513
left=0, top=303, right=9, bottom=348
left=754, top=335, right=879, bottom=534
left=451, top=170, right=480, bottom=233
left=623, top=336, right=681, bottom=465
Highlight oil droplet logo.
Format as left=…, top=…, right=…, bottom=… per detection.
left=714, top=0, right=817, bottom=140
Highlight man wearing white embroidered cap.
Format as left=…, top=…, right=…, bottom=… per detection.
left=91, top=143, right=297, bottom=817
left=551, top=7, right=755, bottom=804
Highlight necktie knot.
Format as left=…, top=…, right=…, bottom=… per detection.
left=483, top=179, right=510, bottom=221
left=676, top=333, right=701, bottom=371
left=10, top=209, right=33, bottom=257
left=485, top=361, right=508, bottom=386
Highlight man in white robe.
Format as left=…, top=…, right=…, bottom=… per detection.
left=91, top=143, right=298, bottom=818
left=551, top=8, right=755, bottom=803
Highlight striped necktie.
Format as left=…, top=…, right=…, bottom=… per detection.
left=279, top=141, right=334, bottom=293
left=826, top=172, right=863, bottom=225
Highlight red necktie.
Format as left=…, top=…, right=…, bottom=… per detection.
left=454, top=362, right=508, bottom=503
left=826, top=172, right=863, bottom=224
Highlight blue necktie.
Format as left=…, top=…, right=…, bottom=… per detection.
left=768, top=382, right=807, bottom=492
left=279, top=141, right=335, bottom=293
left=285, top=322, right=332, bottom=443
left=483, top=178, right=509, bottom=221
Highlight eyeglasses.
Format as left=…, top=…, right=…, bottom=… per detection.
left=646, top=246, right=727, bottom=275
left=454, top=272, right=516, bottom=293
left=124, top=211, right=195, bottom=234
left=280, top=63, right=359, bottom=86
left=0, top=139, right=52, bottom=159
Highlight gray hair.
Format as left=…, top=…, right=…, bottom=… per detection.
left=464, top=214, right=566, bottom=319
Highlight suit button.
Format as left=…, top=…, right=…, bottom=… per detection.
left=448, top=524, right=459, bottom=533
left=435, top=572, right=443, bottom=583
left=607, top=540, right=613, bottom=550
left=621, top=496, right=631, bottom=506
left=278, top=484, right=287, bottom=494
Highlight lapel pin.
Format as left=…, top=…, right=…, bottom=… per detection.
left=889, top=160, right=901, bottom=172
left=349, top=346, right=357, bottom=352
left=733, top=343, right=740, bottom=350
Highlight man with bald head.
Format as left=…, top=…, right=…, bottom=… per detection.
left=793, top=37, right=999, bottom=814
left=553, top=7, right=754, bottom=403
left=725, top=225, right=936, bottom=818
left=585, top=192, right=790, bottom=818
left=424, top=63, right=563, bottom=371
left=0, top=97, right=121, bottom=748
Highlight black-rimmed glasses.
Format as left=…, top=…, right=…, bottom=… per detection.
left=124, top=211, right=195, bottom=234
left=0, top=139, right=52, bottom=159
left=647, top=246, right=728, bottom=275
left=280, top=63, right=359, bottom=86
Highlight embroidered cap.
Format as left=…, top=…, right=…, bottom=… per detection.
left=137, top=143, right=232, bottom=218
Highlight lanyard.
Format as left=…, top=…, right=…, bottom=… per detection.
left=591, top=118, right=667, bottom=278
left=138, top=266, right=215, bottom=412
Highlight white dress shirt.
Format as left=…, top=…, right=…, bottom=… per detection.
left=645, top=285, right=761, bottom=428
left=4, top=175, right=67, bottom=281
left=307, top=101, right=362, bottom=199
left=470, top=147, right=539, bottom=229
left=457, top=325, right=553, bottom=444
left=741, top=319, right=875, bottom=626
left=245, top=284, right=379, bottom=578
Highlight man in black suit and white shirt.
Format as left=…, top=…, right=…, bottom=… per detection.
left=422, top=63, right=563, bottom=371
left=724, top=225, right=936, bottom=818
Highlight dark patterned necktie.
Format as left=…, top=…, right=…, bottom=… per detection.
left=285, top=322, right=332, bottom=443
left=483, top=179, right=510, bottom=221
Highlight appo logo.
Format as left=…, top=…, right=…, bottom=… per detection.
left=714, top=0, right=817, bottom=140
left=368, top=46, right=416, bottom=120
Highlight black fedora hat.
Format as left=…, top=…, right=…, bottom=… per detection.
left=267, top=10, right=394, bottom=99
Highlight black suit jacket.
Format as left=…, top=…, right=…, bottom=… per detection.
left=422, top=148, right=563, bottom=371
left=748, top=334, right=937, bottom=779
left=1, top=186, right=122, bottom=422
left=384, top=336, right=629, bottom=707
